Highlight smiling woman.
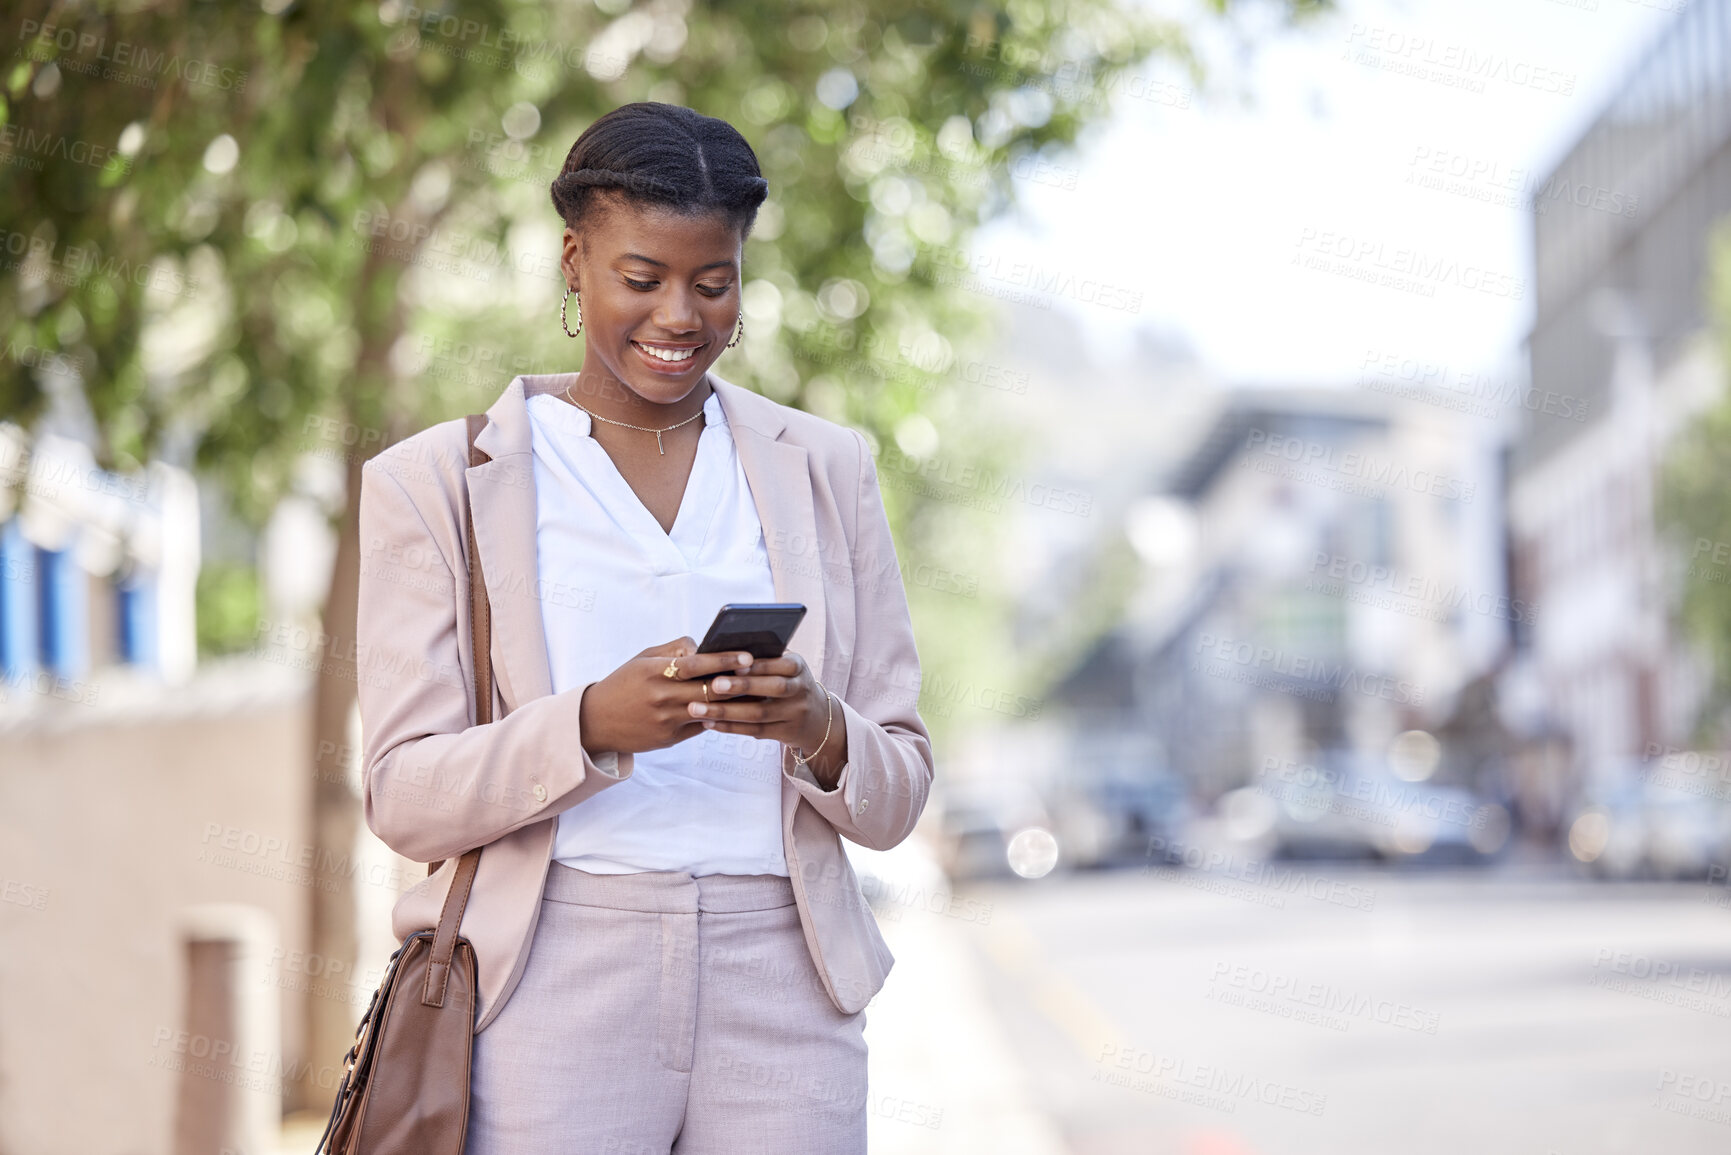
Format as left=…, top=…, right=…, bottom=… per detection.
left=349, top=101, right=934, bottom=1155
left=549, top=104, right=766, bottom=520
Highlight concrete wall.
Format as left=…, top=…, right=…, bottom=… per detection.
left=0, top=658, right=316, bottom=1155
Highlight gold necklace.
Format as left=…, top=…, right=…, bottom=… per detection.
left=564, top=383, right=705, bottom=455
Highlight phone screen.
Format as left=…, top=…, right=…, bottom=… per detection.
left=695, top=603, right=806, bottom=701
left=696, top=602, right=807, bottom=659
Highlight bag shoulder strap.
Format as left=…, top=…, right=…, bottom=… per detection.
left=419, top=413, right=492, bottom=1007
left=461, top=413, right=494, bottom=730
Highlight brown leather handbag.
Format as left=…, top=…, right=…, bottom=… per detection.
left=315, top=414, right=496, bottom=1155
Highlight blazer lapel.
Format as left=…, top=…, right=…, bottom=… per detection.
left=466, top=376, right=556, bottom=714
left=711, top=375, right=828, bottom=688
left=709, top=374, right=830, bottom=840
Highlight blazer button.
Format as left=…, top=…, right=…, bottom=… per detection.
left=856, top=797, right=869, bottom=814
left=533, top=783, right=548, bottom=803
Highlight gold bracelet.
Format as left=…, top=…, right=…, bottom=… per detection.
left=792, top=683, right=835, bottom=767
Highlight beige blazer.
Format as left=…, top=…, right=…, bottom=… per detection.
left=355, top=370, right=934, bottom=1033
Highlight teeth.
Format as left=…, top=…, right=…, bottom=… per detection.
left=637, top=343, right=696, bottom=363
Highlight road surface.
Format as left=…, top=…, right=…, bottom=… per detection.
left=943, top=859, right=1731, bottom=1155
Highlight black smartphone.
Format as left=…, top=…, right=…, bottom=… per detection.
left=695, top=602, right=807, bottom=701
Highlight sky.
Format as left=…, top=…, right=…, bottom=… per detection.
left=974, top=0, right=1681, bottom=386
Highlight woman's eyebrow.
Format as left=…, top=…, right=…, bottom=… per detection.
left=616, top=254, right=736, bottom=273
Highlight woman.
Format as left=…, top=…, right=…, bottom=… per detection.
left=355, top=102, right=934, bottom=1154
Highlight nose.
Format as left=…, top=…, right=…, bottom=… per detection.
left=651, top=285, right=702, bottom=334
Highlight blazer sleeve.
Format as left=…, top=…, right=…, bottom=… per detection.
left=356, top=452, right=635, bottom=865
left=782, top=428, right=935, bottom=850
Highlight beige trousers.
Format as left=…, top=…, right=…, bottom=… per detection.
left=463, top=863, right=869, bottom=1154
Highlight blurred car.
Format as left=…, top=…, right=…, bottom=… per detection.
left=1567, top=769, right=1731, bottom=880
left=1217, top=754, right=1510, bottom=865
left=931, top=779, right=1054, bottom=881
left=1050, top=768, right=1194, bottom=869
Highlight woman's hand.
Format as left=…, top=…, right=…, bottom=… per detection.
left=690, top=650, right=850, bottom=789
left=578, top=637, right=754, bottom=757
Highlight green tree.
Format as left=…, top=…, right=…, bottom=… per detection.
left=1, top=0, right=1328, bottom=1108
left=1660, top=222, right=1731, bottom=746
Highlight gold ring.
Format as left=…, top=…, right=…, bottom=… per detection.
left=663, top=657, right=680, bottom=679
left=701, top=682, right=710, bottom=702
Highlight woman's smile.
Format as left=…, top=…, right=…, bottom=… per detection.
left=630, top=338, right=706, bottom=373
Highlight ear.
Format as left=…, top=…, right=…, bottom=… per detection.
left=560, top=225, right=582, bottom=292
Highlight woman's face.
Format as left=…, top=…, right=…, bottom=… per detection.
left=561, top=196, right=743, bottom=407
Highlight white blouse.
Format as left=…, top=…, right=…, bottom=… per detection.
left=524, top=387, right=788, bottom=877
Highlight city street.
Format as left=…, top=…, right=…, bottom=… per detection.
left=937, top=860, right=1731, bottom=1155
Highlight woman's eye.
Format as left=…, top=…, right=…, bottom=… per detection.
left=697, top=283, right=732, bottom=297
left=624, top=277, right=657, bottom=291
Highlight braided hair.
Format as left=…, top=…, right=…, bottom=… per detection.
left=550, top=102, right=770, bottom=238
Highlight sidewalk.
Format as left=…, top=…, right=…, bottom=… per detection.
left=850, top=836, right=1071, bottom=1155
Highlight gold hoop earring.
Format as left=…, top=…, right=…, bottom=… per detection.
left=561, top=286, right=583, bottom=338
left=725, top=313, right=744, bottom=350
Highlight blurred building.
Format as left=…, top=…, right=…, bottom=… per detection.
left=1508, top=0, right=1731, bottom=797
left=0, top=424, right=199, bottom=691
left=1054, top=385, right=1510, bottom=804
left=0, top=423, right=382, bottom=1150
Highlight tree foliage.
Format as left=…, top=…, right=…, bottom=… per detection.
left=2, top=0, right=1325, bottom=716
left=1659, top=223, right=1731, bottom=744
left=2, top=0, right=1331, bottom=1107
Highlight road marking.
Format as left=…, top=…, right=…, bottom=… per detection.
left=976, top=905, right=1125, bottom=1062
